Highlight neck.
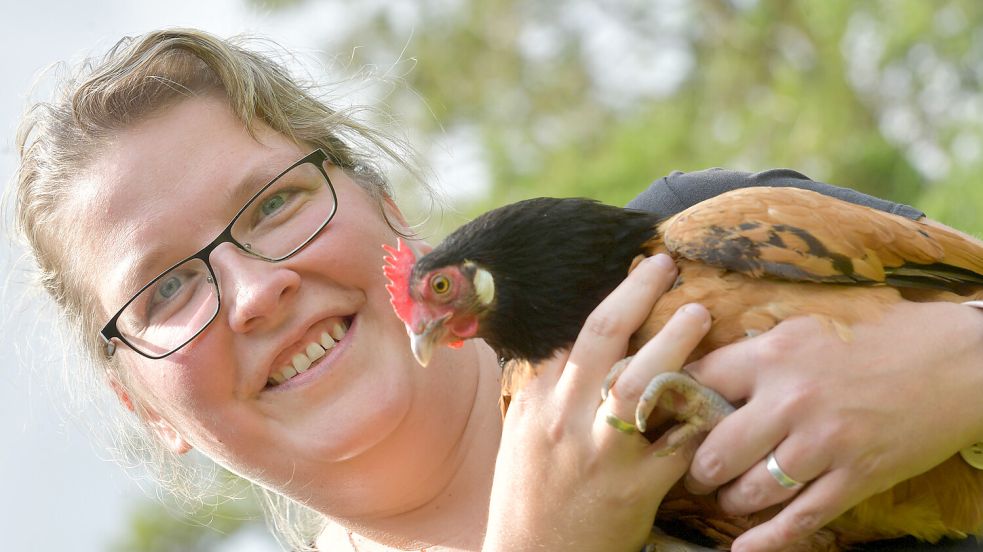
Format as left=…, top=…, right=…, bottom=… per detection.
left=327, top=342, right=503, bottom=551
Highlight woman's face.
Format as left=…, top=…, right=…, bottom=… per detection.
left=74, top=95, right=478, bottom=514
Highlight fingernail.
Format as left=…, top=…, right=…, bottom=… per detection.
left=680, top=303, right=709, bottom=324
left=683, top=473, right=715, bottom=495
left=650, top=253, right=675, bottom=271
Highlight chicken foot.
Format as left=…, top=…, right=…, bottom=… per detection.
left=601, top=357, right=734, bottom=456
left=637, top=372, right=734, bottom=457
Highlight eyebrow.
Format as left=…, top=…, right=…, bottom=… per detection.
left=118, top=151, right=299, bottom=301
left=119, top=158, right=289, bottom=298
left=118, top=235, right=179, bottom=303
left=111, top=234, right=163, bottom=310
left=220, top=162, right=283, bottom=216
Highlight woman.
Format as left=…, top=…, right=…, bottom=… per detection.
left=15, top=29, right=707, bottom=551
left=14, top=28, right=983, bottom=551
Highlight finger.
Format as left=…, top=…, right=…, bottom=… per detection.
left=641, top=434, right=699, bottom=494
left=684, top=337, right=760, bottom=402
left=716, top=440, right=831, bottom=516
left=685, top=399, right=788, bottom=493
left=595, top=304, right=711, bottom=449
left=604, top=304, right=710, bottom=415
left=730, top=469, right=858, bottom=552
left=556, top=254, right=678, bottom=406
left=685, top=316, right=821, bottom=403
left=607, top=303, right=710, bottom=406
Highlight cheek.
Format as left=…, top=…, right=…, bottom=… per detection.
left=132, top=356, right=256, bottom=464
left=124, top=348, right=230, bottom=424
left=313, top=199, right=394, bottom=281
left=313, top=211, right=407, bottom=327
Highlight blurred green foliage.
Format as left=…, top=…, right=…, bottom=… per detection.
left=109, top=470, right=270, bottom=551
left=309, top=0, right=983, bottom=235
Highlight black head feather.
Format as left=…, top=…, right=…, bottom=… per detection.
left=414, top=197, right=661, bottom=363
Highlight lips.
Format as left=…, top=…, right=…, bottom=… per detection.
left=266, top=319, right=349, bottom=387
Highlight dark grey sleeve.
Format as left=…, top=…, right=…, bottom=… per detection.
left=626, top=168, right=924, bottom=220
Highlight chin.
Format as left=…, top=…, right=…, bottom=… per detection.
left=318, top=363, right=417, bottom=463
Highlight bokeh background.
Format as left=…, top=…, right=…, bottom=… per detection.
left=3, top=1, right=982, bottom=550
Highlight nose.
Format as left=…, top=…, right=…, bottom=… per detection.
left=209, top=243, right=301, bottom=334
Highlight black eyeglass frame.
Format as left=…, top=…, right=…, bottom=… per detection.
left=99, top=148, right=337, bottom=360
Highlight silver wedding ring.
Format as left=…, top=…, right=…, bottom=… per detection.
left=766, top=451, right=805, bottom=490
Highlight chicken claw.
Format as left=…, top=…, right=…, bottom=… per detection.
left=635, top=372, right=734, bottom=456
left=601, top=355, right=634, bottom=401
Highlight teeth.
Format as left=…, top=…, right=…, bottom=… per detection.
left=268, top=320, right=350, bottom=387
left=320, top=332, right=335, bottom=349
left=292, top=353, right=312, bottom=373
left=306, top=343, right=325, bottom=360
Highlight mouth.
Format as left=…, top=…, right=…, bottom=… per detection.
left=265, top=316, right=353, bottom=388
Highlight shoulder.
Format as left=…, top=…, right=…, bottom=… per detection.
left=627, top=168, right=924, bottom=220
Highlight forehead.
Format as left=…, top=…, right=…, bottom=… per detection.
left=71, top=95, right=302, bottom=315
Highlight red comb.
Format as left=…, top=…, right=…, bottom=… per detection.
left=382, top=238, right=418, bottom=326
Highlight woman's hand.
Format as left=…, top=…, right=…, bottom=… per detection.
left=483, top=254, right=712, bottom=552
left=684, top=300, right=983, bottom=552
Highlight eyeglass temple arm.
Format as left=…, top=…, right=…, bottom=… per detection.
left=100, top=334, right=118, bottom=358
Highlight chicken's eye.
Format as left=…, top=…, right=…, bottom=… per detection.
left=431, top=274, right=451, bottom=295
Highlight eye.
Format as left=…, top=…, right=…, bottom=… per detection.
left=430, top=274, right=451, bottom=295
left=156, top=276, right=183, bottom=300
left=260, top=192, right=288, bottom=216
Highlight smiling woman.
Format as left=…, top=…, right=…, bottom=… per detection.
left=13, top=29, right=442, bottom=545
left=13, top=28, right=708, bottom=551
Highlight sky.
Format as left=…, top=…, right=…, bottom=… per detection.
left=0, top=1, right=370, bottom=550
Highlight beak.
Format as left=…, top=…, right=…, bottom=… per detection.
left=408, top=313, right=452, bottom=367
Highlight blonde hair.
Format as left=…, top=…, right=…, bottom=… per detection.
left=14, top=28, right=425, bottom=549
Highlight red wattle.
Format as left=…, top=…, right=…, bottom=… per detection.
left=449, top=317, right=479, bottom=340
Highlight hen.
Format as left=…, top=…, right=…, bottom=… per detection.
left=382, top=186, right=983, bottom=550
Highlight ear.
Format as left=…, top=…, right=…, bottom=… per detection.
left=108, top=374, right=136, bottom=413
left=147, top=416, right=193, bottom=455
left=107, top=372, right=193, bottom=455
left=381, top=194, right=433, bottom=256
left=381, top=194, right=410, bottom=229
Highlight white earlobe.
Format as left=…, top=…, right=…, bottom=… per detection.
left=473, top=268, right=495, bottom=306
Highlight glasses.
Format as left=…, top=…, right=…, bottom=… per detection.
left=99, top=149, right=338, bottom=359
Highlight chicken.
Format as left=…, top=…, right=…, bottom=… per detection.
left=382, top=186, right=983, bottom=550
